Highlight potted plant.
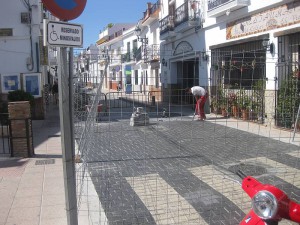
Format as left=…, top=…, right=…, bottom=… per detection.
left=252, top=80, right=265, bottom=123
left=276, top=73, right=300, bottom=128
left=228, top=92, right=239, bottom=118
left=220, top=100, right=229, bottom=117
left=211, top=85, right=225, bottom=114
left=237, top=89, right=251, bottom=120
left=210, top=96, right=220, bottom=114
left=240, top=95, right=251, bottom=120
left=249, top=99, right=259, bottom=121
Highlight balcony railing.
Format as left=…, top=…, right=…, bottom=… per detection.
left=208, top=0, right=232, bottom=11
left=150, top=0, right=160, bottom=14
left=174, top=2, right=189, bottom=27
left=135, top=47, right=142, bottom=62
left=110, top=55, right=122, bottom=65
left=146, top=44, right=160, bottom=62
left=108, top=34, right=114, bottom=41
left=207, top=0, right=249, bottom=17
left=159, top=15, right=174, bottom=35
left=121, top=52, right=132, bottom=63
left=108, top=29, right=124, bottom=41
left=115, top=30, right=123, bottom=37
left=174, top=0, right=202, bottom=28
left=135, top=46, right=149, bottom=63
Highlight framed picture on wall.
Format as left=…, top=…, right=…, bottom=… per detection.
left=1, top=74, right=21, bottom=93
left=23, top=73, right=41, bottom=97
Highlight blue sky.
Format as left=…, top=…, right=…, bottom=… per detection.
left=73, top=0, right=150, bottom=48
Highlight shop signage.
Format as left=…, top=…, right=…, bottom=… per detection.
left=125, top=65, right=132, bottom=94
left=227, top=1, right=300, bottom=40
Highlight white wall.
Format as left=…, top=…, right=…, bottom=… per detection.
left=0, top=0, right=41, bottom=74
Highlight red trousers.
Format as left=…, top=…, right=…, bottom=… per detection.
left=195, top=94, right=207, bottom=119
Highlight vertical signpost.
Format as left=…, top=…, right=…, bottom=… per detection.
left=42, top=1, right=86, bottom=225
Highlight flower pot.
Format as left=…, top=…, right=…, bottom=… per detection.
left=221, top=109, right=228, bottom=117
left=241, top=109, right=249, bottom=120
left=232, top=105, right=240, bottom=118
left=217, top=108, right=222, bottom=114
left=249, top=110, right=257, bottom=121
left=212, top=107, right=221, bottom=114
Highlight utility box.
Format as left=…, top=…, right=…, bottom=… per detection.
left=8, top=101, right=34, bottom=157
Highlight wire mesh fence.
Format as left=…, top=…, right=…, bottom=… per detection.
left=73, top=49, right=300, bottom=225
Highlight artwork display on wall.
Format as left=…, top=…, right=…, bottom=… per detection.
left=23, top=73, right=42, bottom=97
left=1, top=74, right=21, bottom=93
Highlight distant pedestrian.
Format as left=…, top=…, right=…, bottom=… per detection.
left=52, top=80, right=58, bottom=105
left=186, top=86, right=208, bottom=120
left=117, top=82, right=122, bottom=92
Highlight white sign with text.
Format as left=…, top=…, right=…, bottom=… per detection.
left=44, top=20, right=83, bottom=47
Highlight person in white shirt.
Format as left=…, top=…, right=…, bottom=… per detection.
left=186, top=86, right=208, bottom=120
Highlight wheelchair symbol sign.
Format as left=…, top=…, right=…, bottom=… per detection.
left=50, top=25, right=59, bottom=42
left=42, top=0, right=87, bottom=21
left=44, top=21, right=83, bottom=47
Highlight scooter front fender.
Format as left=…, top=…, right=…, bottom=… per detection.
left=242, top=176, right=263, bottom=198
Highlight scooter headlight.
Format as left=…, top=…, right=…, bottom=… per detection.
left=252, top=191, right=278, bottom=219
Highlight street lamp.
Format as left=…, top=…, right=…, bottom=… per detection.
left=134, top=25, right=148, bottom=61
left=262, top=38, right=274, bottom=54
left=161, top=58, right=167, bottom=67
left=134, top=25, right=148, bottom=44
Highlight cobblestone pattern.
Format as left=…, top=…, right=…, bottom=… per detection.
left=82, top=118, right=300, bottom=224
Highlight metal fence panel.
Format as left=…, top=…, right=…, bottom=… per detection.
left=73, top=48, right=300, bottom=225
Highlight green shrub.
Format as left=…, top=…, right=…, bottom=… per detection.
left=276, top=75, right=300, bottom=128
left=7, top=90, right=35, bottom=108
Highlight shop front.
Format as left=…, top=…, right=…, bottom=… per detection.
left=209, top=1, right=300, bottom=125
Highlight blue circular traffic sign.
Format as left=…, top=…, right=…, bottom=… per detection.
left=42, top=0, right=87, bottom=21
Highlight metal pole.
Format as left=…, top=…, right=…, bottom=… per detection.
left=293, top=104, right=300, bottom=141
left=57, top=47, right=78, bottom=225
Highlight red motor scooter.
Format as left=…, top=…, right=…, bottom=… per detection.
left=239, top=172, right=300, bottom=225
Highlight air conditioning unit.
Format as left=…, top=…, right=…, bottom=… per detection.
left=21, top=12, right=30, bottom=24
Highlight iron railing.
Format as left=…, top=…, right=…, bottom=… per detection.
left=208, top=0, right=232, bottom=11
left=275, top=32, right=300, bottom=128
left=150, top=0, right=160, bottom=14
left=174, top=1, right=189, bottom=27
left=121, top=52, right=134, bottom=63
left=146, top=44, right=160, bottom=62
left=135, top=47, right=142, bottom=62
left=0, top=113, right=11, bottom=156
left=159, top=15, right=174, bottom=35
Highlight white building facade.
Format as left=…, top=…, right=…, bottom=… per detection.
left=0, top=0, right=42, bottom=74
left=159, top=0, right=300, bottom=126
left=96, top=1, right=162, bottom=102
left=159, top=0, right=206, bottom=104
left=96, top=23, right=135, bottom=91
left=0, top=0, right=55, bottom=118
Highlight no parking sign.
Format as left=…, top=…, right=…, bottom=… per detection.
left=42, top=0, right=87, bottom=21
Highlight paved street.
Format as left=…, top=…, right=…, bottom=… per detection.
left=79, top=111, right=300, bottom=225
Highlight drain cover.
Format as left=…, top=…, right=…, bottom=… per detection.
left=35, top=159, right=55, bottom=165
left=228, top=163, right=267, bottom=177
